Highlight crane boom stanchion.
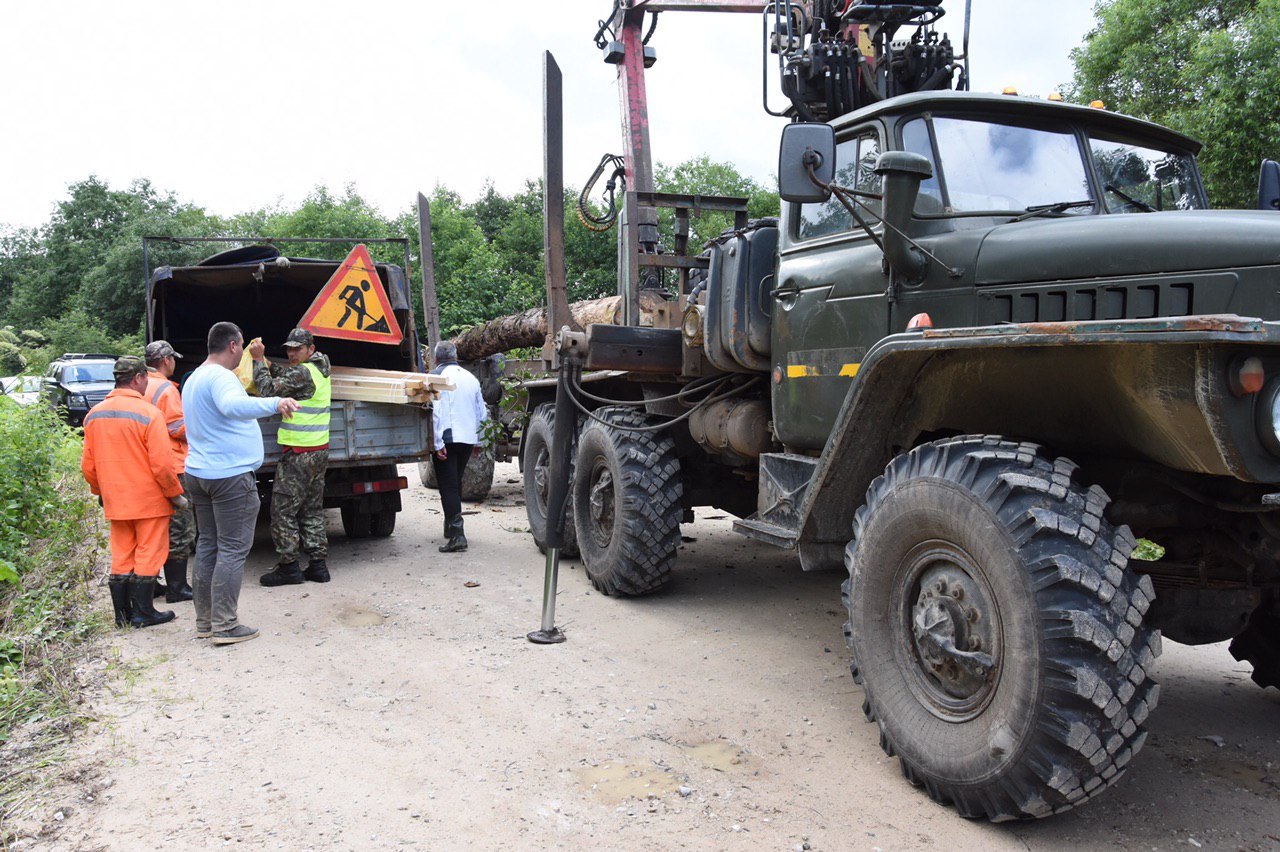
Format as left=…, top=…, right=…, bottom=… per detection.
left=527, top=349, right=581, bottom=645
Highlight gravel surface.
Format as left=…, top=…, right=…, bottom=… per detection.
left=12, top=462, right=1280, bottom=850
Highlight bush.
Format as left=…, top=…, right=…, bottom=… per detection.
left=0, top=342, right=23, bottom=375
left=0, top=400, right=103, bottom=750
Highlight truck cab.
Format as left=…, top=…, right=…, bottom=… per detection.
left=773, top=91, right=1229, bottom=447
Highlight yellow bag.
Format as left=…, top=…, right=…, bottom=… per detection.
left=234, top=344, right=258, bottom=395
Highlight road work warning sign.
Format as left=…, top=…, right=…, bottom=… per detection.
left=299, top=244, right=404, bottom=344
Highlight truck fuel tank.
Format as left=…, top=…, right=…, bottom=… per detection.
left=689, top=398, right=772, bottom=458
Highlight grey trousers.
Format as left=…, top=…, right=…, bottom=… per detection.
left=187, top=471, right=260, bottom=633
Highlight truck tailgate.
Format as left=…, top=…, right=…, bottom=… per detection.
left=259, top=400, right=431, bottom=469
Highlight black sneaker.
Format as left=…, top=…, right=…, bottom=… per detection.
left=260, top=562, right=304, bottom=587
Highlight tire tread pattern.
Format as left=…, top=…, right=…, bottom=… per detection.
left=524, top=403, right=579, bottom=558
left=842, top=435, right=1161, bottom=821
left=575, top=406, right=682, bottom=596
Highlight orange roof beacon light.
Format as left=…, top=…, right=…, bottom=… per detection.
left=1002, top=86, right=1019, bottom=96
left=1047, top=92, right=1064, bottom=102
left=1090, top=99, right=1106, bottom=109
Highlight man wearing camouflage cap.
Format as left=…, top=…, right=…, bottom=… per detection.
left=81, top=356, right=187, bottom=629
left=144, top=340, right=196, bottom=603
left=249, top=328, right=333, bottom=586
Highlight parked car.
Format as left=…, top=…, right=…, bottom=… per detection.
left=0, top=375, right=43, bottom=406
left=43, top=354, right=117, bottom=426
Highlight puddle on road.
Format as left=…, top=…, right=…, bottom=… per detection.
left=577, top=763, right=681, bottom=802
left=1194, top=750, right=1280, bottom=797
left=684, top=740, right=750, bottom=772
left=337, top=607, right=385, bottom=627
left=577, top=740, right=755, bottom=802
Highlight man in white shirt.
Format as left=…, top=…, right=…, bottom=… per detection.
left=430, top=341, right=488, bottom=553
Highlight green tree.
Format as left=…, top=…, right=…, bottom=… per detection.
left=2, top=177, right=223, bottom=338
left=242, top=184, right=401, bottom=264
left=655, top=155, right=781, bottom=248
left=1068, top=0, right=1280, bottom=208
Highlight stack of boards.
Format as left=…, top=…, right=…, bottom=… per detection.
left=328, top=366, right=454, bottom=405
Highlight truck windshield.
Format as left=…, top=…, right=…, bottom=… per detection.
left=1090, top=137, right=1202, bottom=212
left=903, top=116, right=1092, bottom=214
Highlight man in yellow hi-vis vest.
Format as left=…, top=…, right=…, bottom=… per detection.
left=249, top=328, right=333, bottom=586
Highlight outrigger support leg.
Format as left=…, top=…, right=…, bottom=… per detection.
left=528, top=350, right=581, bottom=645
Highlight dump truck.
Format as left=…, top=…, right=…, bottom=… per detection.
left=501, top=0, right=1280, bottom=823
left=144, top=239, right=431, bottom=537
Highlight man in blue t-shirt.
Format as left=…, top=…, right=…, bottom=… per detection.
left=182, top=322, right=298, bottom=646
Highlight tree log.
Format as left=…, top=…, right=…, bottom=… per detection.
left=450, top=291, right=667, bottom=361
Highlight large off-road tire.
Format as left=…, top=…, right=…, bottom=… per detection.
left=523, top=404, right=579, bottom=558
left=461, top=448, right=495, bottom=503
left=419, top=446, right=495, bottom=502
left=844, top=435, right=1161, bottom=821
left=573, top=407, right=682, bottom=596
left=1229, top=605, right=1280, bottom=689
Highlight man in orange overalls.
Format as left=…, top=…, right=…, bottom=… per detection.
left=145, top=339, right=194, bottom=602
left=82, top=356, right=186, bottom=628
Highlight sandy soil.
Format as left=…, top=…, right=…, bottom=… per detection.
left=9, top=461, right=1280, bottom=850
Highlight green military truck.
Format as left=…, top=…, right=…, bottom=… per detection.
left=520, top=83, right=1280, bottom=824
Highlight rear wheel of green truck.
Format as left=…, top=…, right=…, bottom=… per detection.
left=1229, top=605, right=1280, bottom=689
left=523, top=403, right=579, bottom=558
left=572, top=407, right=682, bottom=596
left=844, top=435, right=1161, bottom=820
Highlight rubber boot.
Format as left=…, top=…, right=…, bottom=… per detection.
left=129, top=577, right=176, bottom=628
left=163, top=556, right=193, bottom=603
left=108, top=575, right=133, bottom=628
left=153, top=580, right=169, bottom=599
left=260, top=560, right=305, bottom=587
left=304, top=558, right=330, bottom=583
left=439, top=516, right=468, bottom=553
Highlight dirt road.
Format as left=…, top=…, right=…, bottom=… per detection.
left=15, top=462, right=1280, bottom=850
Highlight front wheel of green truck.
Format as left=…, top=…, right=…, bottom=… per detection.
left=844, top=436, right=1161, bottom=821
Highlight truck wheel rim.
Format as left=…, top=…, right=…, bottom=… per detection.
left=533, top=446, right=550, bottom=515
left=898, top=540, right=1002, bottom=722
left=587, top=461, right=615, bottom=548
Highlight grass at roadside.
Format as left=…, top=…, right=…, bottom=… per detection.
left=0, top=398, right=106, bottom=837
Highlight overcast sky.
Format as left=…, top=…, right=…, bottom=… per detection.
left=0, top=1, right=1097, bottom=230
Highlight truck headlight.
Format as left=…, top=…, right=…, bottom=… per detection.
left=69, top=394, right=88, bottom=408
left=1255, top=380, right=1280, bottom=455
left=681, top=304, right=705, bottom=347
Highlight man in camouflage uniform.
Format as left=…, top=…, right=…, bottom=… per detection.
left=145, top=340, right=196, bottom=602
left=249, top=328, right=333, bottom=585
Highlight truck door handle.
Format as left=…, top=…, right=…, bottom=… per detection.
left=772, top=281, right=800, bottom=304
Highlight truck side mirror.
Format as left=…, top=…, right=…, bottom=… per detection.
left=778, top=123, right=835, bottom=203
left=1259, top=159, right=1280, bottom=211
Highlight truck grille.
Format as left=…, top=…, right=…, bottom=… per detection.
left=982, top=280, right=1198, bottom=324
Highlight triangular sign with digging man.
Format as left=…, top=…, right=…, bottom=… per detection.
left=299, top=244, right=404, bottom=344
